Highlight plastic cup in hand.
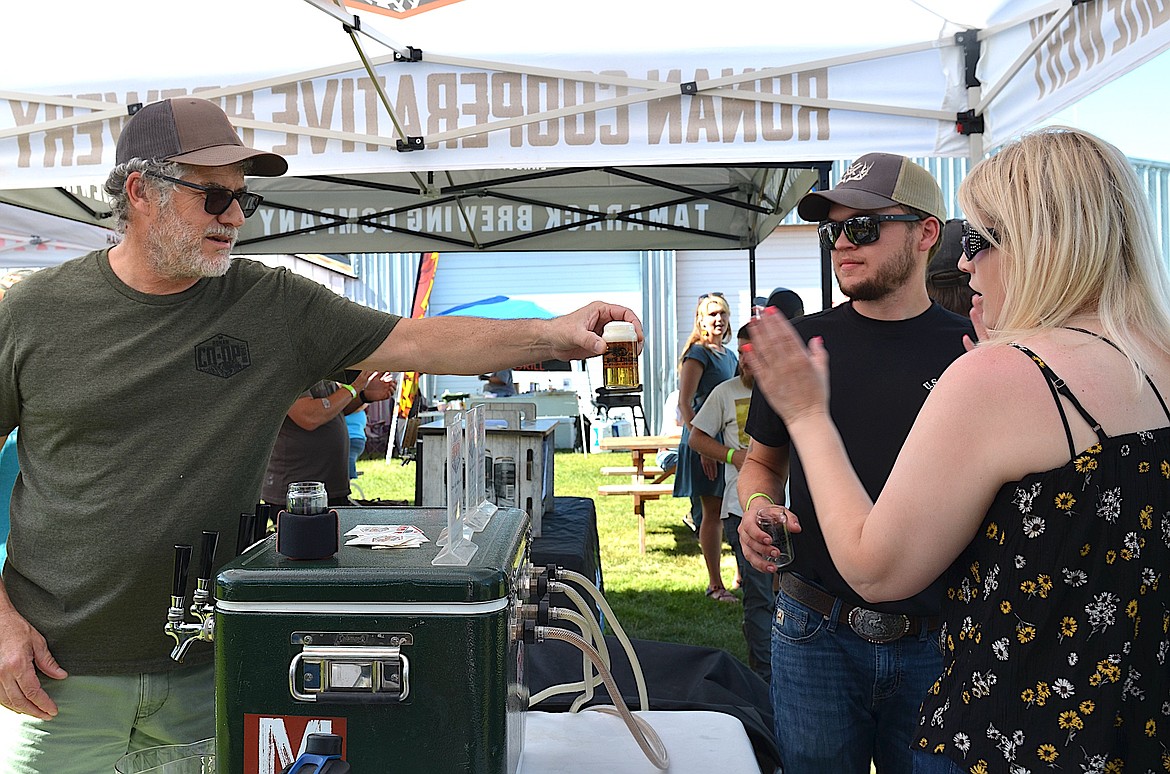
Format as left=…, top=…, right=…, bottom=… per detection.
left=756, top=510, right=794, bottom=570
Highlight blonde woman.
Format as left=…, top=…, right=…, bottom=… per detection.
left=741, top=128, right=1170, bottom=771
left=674, top=292, right=739, bottom=603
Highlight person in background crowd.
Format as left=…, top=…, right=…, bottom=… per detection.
left=926, top=219, right=977, bottom=318
left=479, top=369, right=517, bottom=398
left=673, top=292, right=740, bottom=603
left=743, top=127, right=1170, bottom=773
left=0, top=96, right=641, bottom=774
left=738, top=153, right=973, bottom=773
left=262, top=372, right=396, bottom=508
left=0, top=270, right=33, bottom=572
left=687, top=324, right=774, bottom=681
left=345, top=399, right=370, bottom=482
left=0, top=432, right=14, bottom=571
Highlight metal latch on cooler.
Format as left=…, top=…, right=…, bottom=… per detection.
left=288, top=632, right=412, bottom=703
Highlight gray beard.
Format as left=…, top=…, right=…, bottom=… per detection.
left=145, top=207, right=235, bottom=280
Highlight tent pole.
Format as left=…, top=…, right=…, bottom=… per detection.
left=956, top=28, right=986, bottom=169
left=748, top=244, right=758, bottom=310
left=816, top=162, right=834, bottom=312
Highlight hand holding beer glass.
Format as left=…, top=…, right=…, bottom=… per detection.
left=748, top=493, right=794, bottom=570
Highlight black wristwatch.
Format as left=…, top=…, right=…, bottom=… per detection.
left=359, top=389, right=369, bottom=404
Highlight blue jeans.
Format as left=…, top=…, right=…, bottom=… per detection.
left=911, top=750, right=964, bottom=774
left=770, top=581, right=943, bottom=774
left=348, top=436, right=366, bottom=480
left=723, top=514, right=776, bottom=683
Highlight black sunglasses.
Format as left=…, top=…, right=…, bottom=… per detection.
left=698, top=292, right=725, bottom=300
left=960, top=221, right=999, bottom=261
left=817, top=214, right=923, bottom=251
left=146, top=172, right=264, bottom=218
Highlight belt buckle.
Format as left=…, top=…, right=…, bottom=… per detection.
left=847, top=607, right=909, bottom=644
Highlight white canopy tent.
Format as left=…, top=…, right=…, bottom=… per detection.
left=2, top=0, right=1167, bottom=261
left=0, top=203, right=116, bottom=269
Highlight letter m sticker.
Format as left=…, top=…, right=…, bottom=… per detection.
left=243, top=713, right=347, bottom=774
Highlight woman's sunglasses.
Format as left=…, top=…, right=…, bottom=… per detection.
left=146, top=172, right=264, bottom=218
left=817, top=214, right=923, bottom=251
left=698, top=292, right=725, bottom=300
left=960, top=221, right=999, bottom=261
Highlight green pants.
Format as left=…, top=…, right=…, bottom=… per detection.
left=0, top=663, right=214, bottom=774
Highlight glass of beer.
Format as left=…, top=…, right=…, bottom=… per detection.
left=756, top=510, right=794, bottom=570
left=602, top=321, right=640, bottom=391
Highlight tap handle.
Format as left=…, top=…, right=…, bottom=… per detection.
left=236, top=512, right=257, bottom=555
left=172, top=545, right=192, bottom=599
left=254, top=503, right=273, bottom=544
left=198, top=531, right=219, bottom=582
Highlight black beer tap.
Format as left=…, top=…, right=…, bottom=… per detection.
left=190, top=531, right=219, bottom=623
left=236, top=511, right=257, bottom=555
left=165, top=533, right=219, bottom=662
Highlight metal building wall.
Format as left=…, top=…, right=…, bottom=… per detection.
left=640, top=249, right=676, bottom=436
left=1132, top=159, right=1170, bottom=264
left=344, top=252, right=419, bottom=316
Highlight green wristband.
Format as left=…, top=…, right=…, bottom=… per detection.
left=745, top=492, right=774, bottom=512
left=340, top=383, right=358, bottom=399
left=725, top=447, right=735, bottom=464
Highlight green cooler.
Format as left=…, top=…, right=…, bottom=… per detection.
left=213, top=506, right=529, bottom=774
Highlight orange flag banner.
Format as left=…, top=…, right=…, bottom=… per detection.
left=396, top=252, right=440, bottom=421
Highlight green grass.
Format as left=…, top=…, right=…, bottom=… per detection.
left=354, top=450, right=748, bottom=665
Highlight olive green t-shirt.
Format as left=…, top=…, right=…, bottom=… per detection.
left=0, top=250, right=399, bottom=674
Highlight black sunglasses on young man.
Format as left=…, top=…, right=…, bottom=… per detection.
left=146, top=172, right=265, bottom=218
left=960, top=221, right=999, bottom=261
left=816, top=214, right=924, bottom=251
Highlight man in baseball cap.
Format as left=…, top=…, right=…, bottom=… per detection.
left=0, top=96, right=643, bottom=771
left=739, top=153, right=973, bottom=772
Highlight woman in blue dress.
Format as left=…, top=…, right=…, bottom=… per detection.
left=673, top=292, right=739, bottom=602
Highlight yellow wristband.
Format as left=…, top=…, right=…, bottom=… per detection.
left=745, top=492, right=774, bottom=512
left=725, top=447, right=735, bottom=464
left=340, top=383, right=358, bottom=399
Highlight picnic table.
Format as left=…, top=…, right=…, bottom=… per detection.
left=596, top=434, right=680, bottom=553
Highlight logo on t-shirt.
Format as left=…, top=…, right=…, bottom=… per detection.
left=195, top=334, right=252, bottom=378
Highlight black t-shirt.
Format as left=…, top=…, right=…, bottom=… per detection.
left=745, top=301, right=973, bottom=616
left=262, top=380, right=351, bottom=505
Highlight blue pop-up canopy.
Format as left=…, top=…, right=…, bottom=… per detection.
left=436, top=296, right=556, bottom=320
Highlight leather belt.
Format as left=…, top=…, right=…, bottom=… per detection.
left=779, top=573, right=939, bottom=644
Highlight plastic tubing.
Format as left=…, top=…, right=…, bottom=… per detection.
left=551, top=584, right=612, bottom=666
left=553, top=570, right=649, bottom=712
left=539, top=627, right=669, bottom=770
left=528, top=609, right=604, bottom=708
left=546, top=583, right=610, bottom=712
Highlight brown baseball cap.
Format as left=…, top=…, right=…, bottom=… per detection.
left=798, top=153, right=944, bottom=224
left=116, top=97, right=287, bottom=176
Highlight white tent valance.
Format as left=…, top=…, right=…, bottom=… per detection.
left=1, top=0, right=1167, bottom=255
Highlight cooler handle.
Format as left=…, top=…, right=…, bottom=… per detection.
left=289, top=646, right=410, bottom=704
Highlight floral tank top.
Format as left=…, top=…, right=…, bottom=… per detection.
left=916, top=332, right=1170, bottom=773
